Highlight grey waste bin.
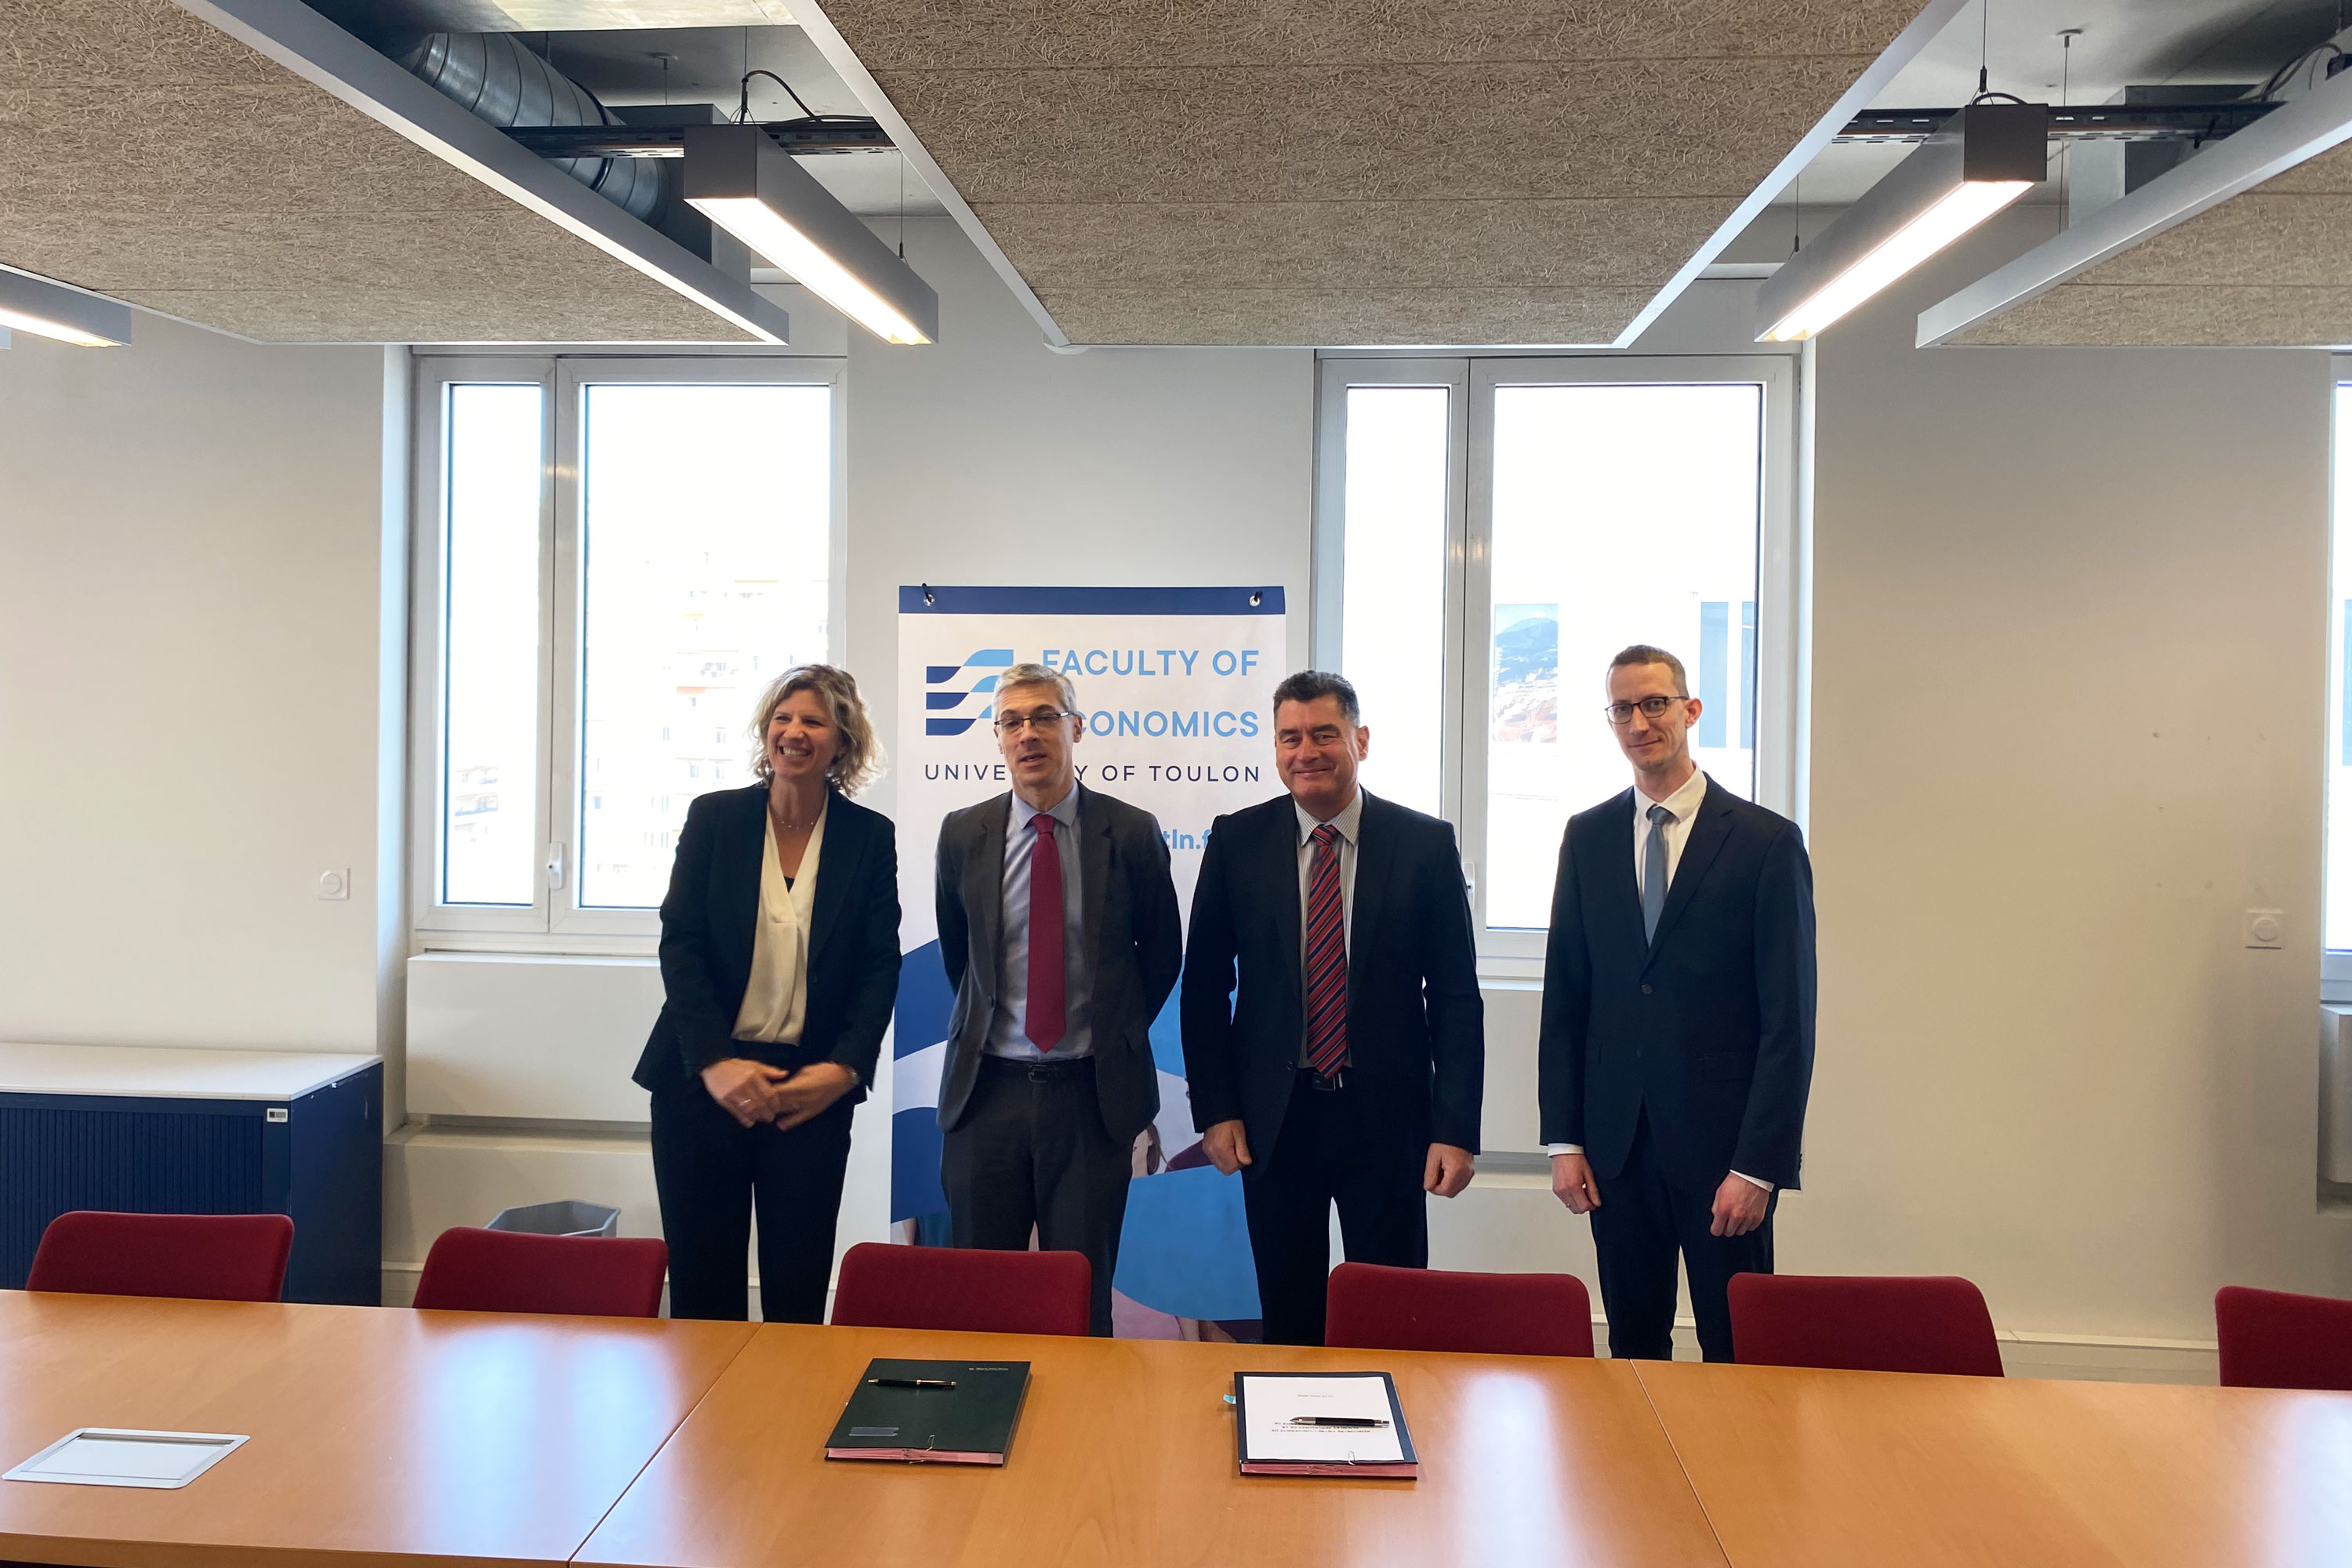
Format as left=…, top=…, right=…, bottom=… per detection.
left=485, top=1200, right=619, bottom=1238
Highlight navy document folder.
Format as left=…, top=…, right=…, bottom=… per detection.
left=1232, top=1370, right=1418, bottom=1478
left=824, top=1359, right=1032, bottom=1465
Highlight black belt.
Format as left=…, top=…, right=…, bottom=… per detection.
left=980, top=1054, right=1094, bottom=1082
left=1300, top=1065, right=1346, bottom=1091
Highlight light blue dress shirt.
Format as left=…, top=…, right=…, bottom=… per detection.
left=984, top=785, right=1094, bottom=1060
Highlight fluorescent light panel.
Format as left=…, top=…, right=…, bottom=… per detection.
left=1758, top=102, right=2047, bottom=343
left=684, top=126, right=938, bottom=346
left=0, top=268, right=132, bottom=347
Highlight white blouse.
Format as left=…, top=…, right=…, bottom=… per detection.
left=731, top=797, right=826, bottom=1046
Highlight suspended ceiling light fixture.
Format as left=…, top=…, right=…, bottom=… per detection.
left=684, top=125, right=938, bottom=346
left=0, top=267, right=132, bottom=347
left=1757, top=101, right=2048, bottom=343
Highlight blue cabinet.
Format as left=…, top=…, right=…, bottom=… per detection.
left=0, top=1046, right=383, bottom=1305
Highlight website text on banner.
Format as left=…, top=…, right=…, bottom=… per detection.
left=894, top=585, right=1286, bottom=1337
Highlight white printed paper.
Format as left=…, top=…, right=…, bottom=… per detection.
left=1239, top=1374, right=1406, bottom=1465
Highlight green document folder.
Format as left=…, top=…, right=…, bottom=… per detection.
left=824, top=1359, right=1033, bottom=1466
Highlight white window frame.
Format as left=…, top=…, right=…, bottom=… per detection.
left=1313, top=353, right=1802, bottom=968
left=2325, top=360, right=2352, bottom=999
left=409, top=353, right=848, bottom=953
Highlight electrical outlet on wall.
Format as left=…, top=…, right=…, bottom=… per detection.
left=318, top=869, right=350, bottom=902
left=2245, top=909, right=2284, bottom=949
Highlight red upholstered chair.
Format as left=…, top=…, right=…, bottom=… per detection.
left=412, top=1227, right=669, bottom=1319
left=2215, top=1285, right=2352, bottom=1390
left=829, top=1243, right=1092, bottom=1337
left=1324, top=1262, right=1595, bottom=1357
left=26, top=1210, right=294, bottom=1303
left=1729, top=1273, right=2004, bottom=1376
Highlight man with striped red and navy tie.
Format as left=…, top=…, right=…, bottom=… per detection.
left=1181, top=671, right=1484, bottom=1345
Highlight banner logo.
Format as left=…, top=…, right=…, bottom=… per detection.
left=923, top=648, right=1014, bottom=735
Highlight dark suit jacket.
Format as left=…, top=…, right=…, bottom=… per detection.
left=1537, top=776, right=1817, bottom=1191
left=934, top=785, right=1182, bottom=1142
left=633, top=785, right=902, bottom=1098
left=1180, top=791, right=1483, bottom=1164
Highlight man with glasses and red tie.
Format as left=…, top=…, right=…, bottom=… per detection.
left=1182, top=670, right=1483, bottom=1346
left=934, top=663, right=1181, bottom=1336
left=1540, top=644, right=1817, bottom=1363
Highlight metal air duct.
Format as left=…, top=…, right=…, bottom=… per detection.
left=395, top=31, right=666, bottom=224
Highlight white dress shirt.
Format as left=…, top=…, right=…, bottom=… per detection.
left=1550, top=768, right=1773, bottom=1193
left=1294, top=789, right=1363, bottom=1068
left=732, top=797, right=825, bottom=1046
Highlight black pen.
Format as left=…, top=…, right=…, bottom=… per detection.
left=1282, top=1416, right=1388, bottom=1428
left=868, top=1377, right=957, bottom=1389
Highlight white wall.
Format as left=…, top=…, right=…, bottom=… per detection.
left=0, top=317, right=403, bottom=1057
left=1792, top=205, right=2352, bottom=1348
left=13, top=207, right=2352, bottom=1372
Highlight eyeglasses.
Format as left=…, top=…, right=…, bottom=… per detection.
left=993, top=710, right=1073, bottom=735
left=1603, top=695, right=1684, bottom=725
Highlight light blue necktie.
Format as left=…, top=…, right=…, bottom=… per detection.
left=1642, top=804, right=1671, bottom=944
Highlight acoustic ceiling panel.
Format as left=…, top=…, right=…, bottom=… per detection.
left=1, top=0, right=763, bottom=343
left=1955, top=142, right=2352, bottom=346
left=809, top=0, right=1936, bottom=344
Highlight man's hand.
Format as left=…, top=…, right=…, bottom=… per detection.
left=1202, top=1119, right=1252, bottom=1176
left=1424, top=1143, right=1475, bottom=1199
left=1551, top=1152, right=1601, bottom=1214
left=1710, top=1173, right=1769, bottom=1237
left=768, top=1062, right=858, bottom=1131
left=699, top=1058, right=794, bottom=1128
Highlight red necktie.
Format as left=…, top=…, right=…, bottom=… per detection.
left=1025, top=815, right=1066, bottom=1051
left=1303, top=823, right=1348, bottom=1078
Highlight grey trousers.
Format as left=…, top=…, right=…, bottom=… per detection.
left=940, top=1055, right=1131, bottom=1335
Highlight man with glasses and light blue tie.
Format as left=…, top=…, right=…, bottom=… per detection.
left=1538, top=644, right=1817, bottom=1363
left=934, top=663, right=1182, bottom=1335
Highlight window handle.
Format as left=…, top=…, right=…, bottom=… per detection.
left=546, top=842, right=566, bottom=891
left=1463, top=859, right=1477, bottom=905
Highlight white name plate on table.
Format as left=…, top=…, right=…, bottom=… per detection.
left=5, top=1429, right=249, bottom=1489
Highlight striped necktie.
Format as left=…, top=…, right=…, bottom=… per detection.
left=1303, top=823, right=1348, bottom=1079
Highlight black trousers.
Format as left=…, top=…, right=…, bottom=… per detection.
left=940, top=1056, right=1131, bottom=1336
left=1588, top=1110, right=1775, bottom=1363
left=649, top=1073, right=855, bottom=1323
left=1241, top=1071, right=1428, bottom=1347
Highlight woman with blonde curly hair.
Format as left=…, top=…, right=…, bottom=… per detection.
left=632, top=663, right=900, bottom=1321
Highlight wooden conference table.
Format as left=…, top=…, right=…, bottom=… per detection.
left=2, top=1290, right=2350, bottom=1568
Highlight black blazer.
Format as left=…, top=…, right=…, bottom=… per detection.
left=934, top=785, right=1182, bottom=1143
left=1537, top=776, right=1817, bottom=1191
left=1180, top=791, right=1483, bottom=1163
left=633, top=784, right=902, bottom=1098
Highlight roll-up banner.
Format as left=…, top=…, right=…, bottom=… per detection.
left=893, top=585, right=1285, bottom=1336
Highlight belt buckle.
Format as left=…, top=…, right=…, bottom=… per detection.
left=1025, top=1061, right=1056, bottom=1083
left=1308, top=1069, right=1343, bottom=1091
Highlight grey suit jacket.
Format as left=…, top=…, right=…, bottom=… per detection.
left=934, top=783, right=1182, bottom=1142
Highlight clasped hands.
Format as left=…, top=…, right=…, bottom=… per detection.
left=1200, top=1120, right=1476, bottom=1198
left=1549, top=1152, right=1769, bottom=1237
left=701, top=1057, right=856, bottom=1131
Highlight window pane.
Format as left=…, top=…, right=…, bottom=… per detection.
left=1486, top=383, right=1762, bottom=931
left=578, top=383, right=833, bottom=909
left=2327, top=383, right=2352, bottom=950
left=1341, top=386, right=1449, bottom=818
left=441, top=383, right=544, bottom=906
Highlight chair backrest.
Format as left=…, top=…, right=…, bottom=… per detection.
left=26, top=1210, right=294, bottom=1303
left=412, top=1227, right=669, bottom=1319
left=1730, top=1272, right=2003, bottom=1376
left=1324, top=1262, right=1595, bottom=1357
left=829, top=1243, right=1091, bottom=1337
left=2216, top=1285, right=2352, bottom=1390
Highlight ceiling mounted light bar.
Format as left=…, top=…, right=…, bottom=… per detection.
left=0, top=267, right=132, bottom=347
left=1757, top=101, right=2048, bottom=343
left=684, top=124, right=938, bottom=346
